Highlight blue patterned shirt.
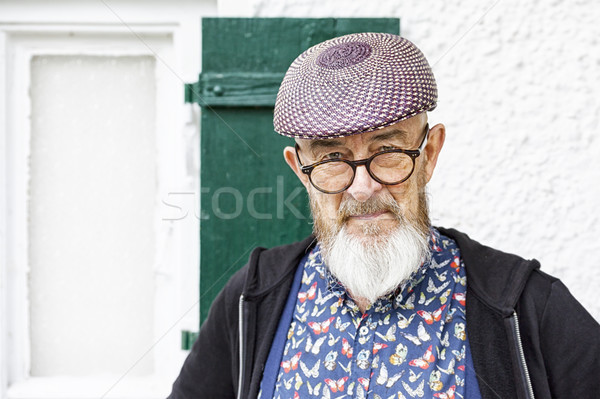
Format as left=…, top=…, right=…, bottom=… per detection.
left=264, top=229, right=480, bottom=399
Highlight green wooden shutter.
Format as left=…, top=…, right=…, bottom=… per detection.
left=191, top=17, right=400, bottom=325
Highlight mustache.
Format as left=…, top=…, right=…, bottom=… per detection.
left=337, top=195, right=404, bottom=223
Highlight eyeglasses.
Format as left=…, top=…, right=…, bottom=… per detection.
left=295, top=124, right=429, bottom=194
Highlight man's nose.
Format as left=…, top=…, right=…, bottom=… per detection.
left=346, top=165, right=383, bottom=202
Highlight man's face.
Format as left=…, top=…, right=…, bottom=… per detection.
left=288, top=114, right=437, bottom=243
left=283, top=114, right=445, bottom=303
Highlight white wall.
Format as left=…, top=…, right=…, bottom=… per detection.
left=239, top=0, right=600, bottom=321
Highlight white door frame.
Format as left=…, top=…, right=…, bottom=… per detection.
left=0, top=23, right=200, bottom=399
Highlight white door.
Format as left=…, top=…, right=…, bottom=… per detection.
left=0, top=1, right=214, bottom=396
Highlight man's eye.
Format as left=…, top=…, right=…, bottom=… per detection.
left=379, top=145, right=398, bottom=152
left=324, top=152, right=343, bottom=160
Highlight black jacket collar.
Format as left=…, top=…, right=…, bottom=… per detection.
left=242, top=228, right=540, bottom=317
left=438, top=227, right=540, bottom=317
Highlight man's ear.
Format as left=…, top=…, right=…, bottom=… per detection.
left=283, top=146, right=310, bottom=189
left=423, top=123, right=445, bottom=183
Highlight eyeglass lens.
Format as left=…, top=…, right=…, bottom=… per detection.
left=309, top=152, right=414, bottom=193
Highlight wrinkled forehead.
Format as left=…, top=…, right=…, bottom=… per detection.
left=294, top=113, right=428, bottom=151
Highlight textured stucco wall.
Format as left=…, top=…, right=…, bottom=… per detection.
left=244, top=0, right=600, bottom=321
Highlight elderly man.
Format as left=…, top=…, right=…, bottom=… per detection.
left=169, top=33, right=600, bottom=399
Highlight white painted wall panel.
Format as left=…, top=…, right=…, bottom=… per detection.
left=28, top=55, right=156, bottom=376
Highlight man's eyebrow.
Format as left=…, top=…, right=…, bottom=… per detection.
left=302, top=128, right=409, bottom=154
left=369, top=129, right=409, bottom=143
left=308, top=139, right=344, bottom=152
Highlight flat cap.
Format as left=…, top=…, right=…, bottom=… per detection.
left=274, top=32, right=437, bottom=139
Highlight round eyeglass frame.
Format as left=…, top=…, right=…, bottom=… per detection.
left=295, top=124, right=430, bottom=194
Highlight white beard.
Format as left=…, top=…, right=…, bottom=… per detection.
left=322, top=222, right=431, bottom=305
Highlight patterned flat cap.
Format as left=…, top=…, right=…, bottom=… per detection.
left=274, top=32, right=437, bottom=139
